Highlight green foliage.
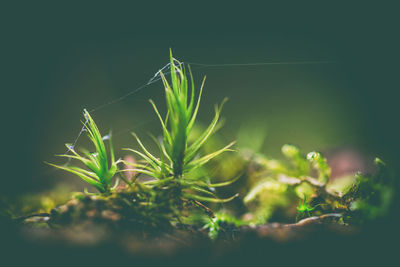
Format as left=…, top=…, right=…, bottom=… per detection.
left=243, top=144, right=333, bottom=224
left=343, top=158, right=395, bottom=224
left=297, top=197, right=316, bottom=213
left=296, top=195, right=321, bottom=221
left=124, top=50, right=237, bottom=205
left=47, top=109, right=119, bottom=194
left=243, top=144, right=396, bottom=225
left=37, top=52, right=395, bottom=237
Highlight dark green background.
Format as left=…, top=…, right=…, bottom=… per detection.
left=2, top=3, right=398, bottom=196
left=1, top=2, right=399, bottom=265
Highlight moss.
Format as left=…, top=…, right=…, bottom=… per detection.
left=9, top=52, right=395, bottom=244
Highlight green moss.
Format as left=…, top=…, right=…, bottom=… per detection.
left=46, top=110, right=120, bottom=194
left=32, top=52, right=395, bottom=240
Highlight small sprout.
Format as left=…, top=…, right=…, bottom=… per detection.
left=124, top=50, right=237, bottom=208
left=296, top=196, right=320, bottom=221
left=46, top=109, right=120, bottom=194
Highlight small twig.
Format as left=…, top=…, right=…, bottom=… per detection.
left=14, top=213, right=51, bottom=223
left=193, top=200, right=215, bottom=218
left=291, top=213, right=343, bottom=227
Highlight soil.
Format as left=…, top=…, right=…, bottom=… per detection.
left=1, top=208, right=395, bottom=266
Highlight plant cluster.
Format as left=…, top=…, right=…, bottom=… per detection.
left=239, top=144, right=394, bottom=225
left=39, top=51, right=396, bottom=239
left=47, top=51, right=237, bottom=228
left=47, top=110, right=119, bottom=194
left=123, top=53, right=236, bottom=205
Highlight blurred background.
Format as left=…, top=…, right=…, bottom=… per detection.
left=2, top=2, right=398, bottom=197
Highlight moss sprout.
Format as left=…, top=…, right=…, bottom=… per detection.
left=46, top=109, right=120, bottom=194
left=123, top=50, right=238, bottom=213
